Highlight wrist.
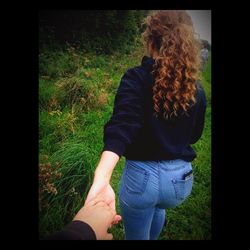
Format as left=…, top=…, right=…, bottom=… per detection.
left=93, top=151, right=119, bottom=183
left=94, top=167, right=111, bottom=183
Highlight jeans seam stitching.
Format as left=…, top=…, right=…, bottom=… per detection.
left=157, top=162, right=161, bottom=205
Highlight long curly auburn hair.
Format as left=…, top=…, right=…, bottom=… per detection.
left=142, top=10, right=201, bottom=119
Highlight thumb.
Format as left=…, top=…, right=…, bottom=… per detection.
left=113, top=215, right=122, bottom=224
left=85, top=189, right=98, bottom=205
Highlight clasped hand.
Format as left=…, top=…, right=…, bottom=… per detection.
left=82, top=176, right=122, bottom=239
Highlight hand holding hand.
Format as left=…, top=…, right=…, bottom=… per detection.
left=85, top=178, right=122, bottom=224
left=73, top=198, right=116, bottom=240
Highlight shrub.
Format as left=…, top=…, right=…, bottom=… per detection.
left=39, top=79, right=57, bottom=110
left=39, top=138, right=97, bottom=239
left=39, top=48, right=82, bottom=79
left=39, top=107, right=78, bottom=146
left=39, top=10, right=147, bottom=54
left=55, top=76, right=98, bottom=111
left=39, top=156, right=62, bottom=210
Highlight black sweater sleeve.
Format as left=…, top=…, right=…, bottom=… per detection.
left=190, top=85, right=207, bottom=144
left=47, top=220, right=96, bottom=240
left=102, top=68, right=144, bottom=157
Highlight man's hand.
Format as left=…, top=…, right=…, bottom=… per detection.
left=85, top=179, right=122, bottom=224
left=73, top=199, right=117, bottom=240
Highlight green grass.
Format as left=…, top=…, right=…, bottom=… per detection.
left=39, top=45, right=211, bottom=240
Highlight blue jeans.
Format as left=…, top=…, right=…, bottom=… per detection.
left=118, top=159, right=193, bottom=240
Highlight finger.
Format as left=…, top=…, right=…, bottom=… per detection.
left=100, top=196, right=113, bottom=206
left=95, top=201, right=108, bottom=207
left=85, top=198, right=98, bottom=206
left=85, top=197, right=106, bottom=207
left=114, top=215, right=122, bottom=223
left=109, top=199, right=116, bottom=211
left=85, top=199, right=98, bottom=207
left=85, top=195, right=96, bottom=205
left=85, top=186, right=99, bottom=204
left=101, top=203, right=117, bottom=218
left=111, top=214, right=122, bottom=225
left=104, top=233, right=113, bottom=240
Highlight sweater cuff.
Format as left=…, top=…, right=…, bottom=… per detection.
left=103, top=138, right=126, bottom=157
left=48, top=220, right=96, bottom=240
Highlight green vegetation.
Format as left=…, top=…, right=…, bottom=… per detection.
left=39, top=42, right=211, bottom=239
left=39, top=10, right=148, bottom=54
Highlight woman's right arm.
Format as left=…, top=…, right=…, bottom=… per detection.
left=85, top=151, right=119, bottom=205
left=85, top=150, right=122, bottom=223
left=85, top=69, right=144, bottom=220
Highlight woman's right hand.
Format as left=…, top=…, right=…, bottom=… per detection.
left=85, top=178, right=122, bottom=224
left=85, top=151, right=121, bottom=223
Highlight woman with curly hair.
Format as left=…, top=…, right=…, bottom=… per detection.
left=85, top=10, right=206, bottom=240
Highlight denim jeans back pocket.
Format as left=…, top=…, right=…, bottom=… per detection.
left=125, top=164, right=149, bottom=195
left=172, top=174, right=193, bottom=200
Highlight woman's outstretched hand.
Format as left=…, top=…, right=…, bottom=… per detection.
left=85, top=151, right=122, bottom=224
left=85, top=178, right=122, bottom=224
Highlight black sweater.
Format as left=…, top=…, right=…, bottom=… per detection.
left=103, top=56, right=206, bottom=162
left=47, top=221, right=96, bottom=240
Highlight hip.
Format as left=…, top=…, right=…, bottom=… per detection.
left=119, top=159, right=193, bottom=209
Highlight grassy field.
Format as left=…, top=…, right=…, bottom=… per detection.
left=39, top=45, right=211, bottom=240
